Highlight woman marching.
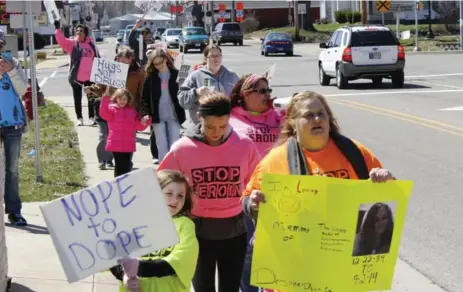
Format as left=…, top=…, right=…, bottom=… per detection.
left=140, top=48, right=186, bottom=162
left=110, top=170, right=199, bottom=292
left=157, top=92, right=260, bottom=292
left=177, top=44, right=240, bottom=129
left=54, top=21, right=99, bottom=126
left=228, top=73, right=283, bottom=292
left=241, top=91, right=396, bottom=292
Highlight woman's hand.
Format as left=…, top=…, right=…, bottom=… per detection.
left=0, top=59, right=14, bottom=73
left=122, top=274, right=140, bottom=291
left=196, top=86, right=210, bottom=97
left=369, top=168, right=395, bottom=183
left=250, top=190, right=266, bottom=211
left=83, top=86, right=92, bottom=94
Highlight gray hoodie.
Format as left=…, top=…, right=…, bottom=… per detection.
left=177, top=66, right=240, bottom=128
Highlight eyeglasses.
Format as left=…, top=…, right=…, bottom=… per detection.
left=207, top=54, right=222, bottom=59
left=253, top=88, right=272, bottom=94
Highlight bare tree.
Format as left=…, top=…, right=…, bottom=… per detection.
left=432, top=0, right=458, bottom=33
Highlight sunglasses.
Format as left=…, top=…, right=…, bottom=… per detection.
left=253, top=88, right=272, bottom=94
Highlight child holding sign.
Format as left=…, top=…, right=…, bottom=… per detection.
left=110, top=169, right=199, bottom=292
left=99, top=88, right=151, bottom=177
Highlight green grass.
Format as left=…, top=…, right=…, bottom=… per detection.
left=20, top=100, right=86, bottom=202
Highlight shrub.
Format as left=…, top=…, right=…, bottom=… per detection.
left=18, top=33, right=46, bottom=50
left=335, top=10, right=361, bottom=24
left=240, top=16, right=260, bottom=33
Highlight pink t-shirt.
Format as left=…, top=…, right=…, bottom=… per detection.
left=229, top=106, right=282, bottom=158
left=157, top=131, right=261, bottom=218
left=55, top=29, right=96, bottom=82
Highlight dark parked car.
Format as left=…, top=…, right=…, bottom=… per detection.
left=261, top=32, right=293, bottom=56
left=93, top=29, right=104, bottom=42
left=212, top=22, right=243, bottom=46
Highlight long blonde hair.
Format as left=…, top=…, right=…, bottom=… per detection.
left=145, top=47, right=175, bottom=78
left=278, top=91, right=340, bottom=145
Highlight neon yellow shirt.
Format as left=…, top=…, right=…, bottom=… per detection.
left=119, top=216, right=199, bottom=292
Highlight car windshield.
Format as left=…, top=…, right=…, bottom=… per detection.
left=157, top=28, right=166, bottom=33
left=222, top=23, right=241, bottom=31
left=167, top=29, right=182, bottom=36
left=267, top=33, right=291, bottom=40
left=184, top=28, right=207, bottom=36
left=350, top=30, right=398, bottom=47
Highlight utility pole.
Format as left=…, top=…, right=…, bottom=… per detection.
left=176, top=0, right=179, bottom=27
left=231, top=0, right=235, bottom=22
left=293, top=0, right=299, bottom=40
left=460, top=0, right=463, bottom=50
left=426, top=0, right=434, bottom=38
left=361, top=0, right=367, bottom=24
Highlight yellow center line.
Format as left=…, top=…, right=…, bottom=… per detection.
left=328, top=97, right=463, bottom=134
left=328, top=100, right=463, bottom=138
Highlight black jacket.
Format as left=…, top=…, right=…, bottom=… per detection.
left=140, top=68, right=186, bottom=124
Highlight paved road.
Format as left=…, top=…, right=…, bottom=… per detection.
left=35, top=39, right=460, bottom=291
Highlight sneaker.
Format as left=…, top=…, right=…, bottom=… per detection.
left=106, top=161, right=114, bottom=168
left=77, top=118, right=84, bottom=126
left=8, top=213, right=27, bottom=226
left=153, top=158, right=159, bottom=164
left=98, top=162, right=106, bottom=170
left=89, top=118, right=97, bottom=126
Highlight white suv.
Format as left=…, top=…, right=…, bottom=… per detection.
left=318, top=25, right=405, bottom=89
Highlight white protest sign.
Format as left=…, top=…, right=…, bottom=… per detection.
left=90, top=58, right=129, bottom=89
left=262, top=63, right=276, bottom=87
left=177, top=64, right=191, bottom=83
left=139, top=34, right=143, bottom=63
left=43, top=0, right=61, bottom=24
left=40, top=167, right=179, bottom=283
left=134, top=0, right=162, bottom=13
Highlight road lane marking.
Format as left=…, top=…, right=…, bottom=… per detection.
left=325, top=89, right=463, bottom=97
left=439, top=106, right=463, bottom=111
left=327, top=97, right=463, bottom=138
left=38, top=71, right=57, bottom=88
left=411, top=80, right=463, bottom=90
left=406, top=73, right=463, bottom=79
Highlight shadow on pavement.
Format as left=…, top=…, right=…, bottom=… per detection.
left=6, top=223, right=49, bottom=235
left=136, top=137, right=150, bottom=146
left=335, top=82, right=431, bottom=90
left=9, top=282, right=36, bottom=292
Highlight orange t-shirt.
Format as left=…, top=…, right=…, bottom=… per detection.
left=242, top=138, right=382, bottom=292
left=242, top=138, right=382, bottom=197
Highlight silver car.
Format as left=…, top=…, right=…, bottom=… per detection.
left=161, top=28, right=182, bottom=48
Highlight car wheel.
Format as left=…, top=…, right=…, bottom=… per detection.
left=239, top=41, right=243, bottom=46
left=264, top=51, right=269, bottom=56
left=391, top=70, right=405, bottom=88
left=319, top=64, right=330, bottom=86
left=217, top=41, right=221, bottom=46
left=336, top=65, right=348, bottom=89
left=179, top=46, right=183, bottom=52
left=184, top=46, right=188, bottom=54
left=286, top=51, right=293, bottom=56
left=372, top=77, right=383, bottom=87
left=261, top=50, right=264, bottom=56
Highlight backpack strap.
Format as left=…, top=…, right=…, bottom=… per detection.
left=287, top=137, right=310, bottom=175
left=330, top=133, right=370, bottom=179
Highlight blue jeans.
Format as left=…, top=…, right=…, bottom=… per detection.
left=153, top=120, right=180, bottom=161
left=2, top=127, right=22, bottom=215
left=241, top=215, right=259, bottom=292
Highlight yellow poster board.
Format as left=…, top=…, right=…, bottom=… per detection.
left=251, top=174, right=413, bottom=292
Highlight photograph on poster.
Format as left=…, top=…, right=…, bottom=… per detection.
left=352, top=201, right=396, bottom=257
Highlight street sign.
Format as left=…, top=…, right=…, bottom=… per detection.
left=236, top=10, right=243, bottom=18
left=6, top=1, right=41, bottom=14
left=219, top=10, right=225, bottom=17
left=298, top=3, right=306, bottom=14
left=416, top=1, right=423, bottom=10
left=376, top=0, right=390, bottom=13
left=390, top=1, right=415, bottom=12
